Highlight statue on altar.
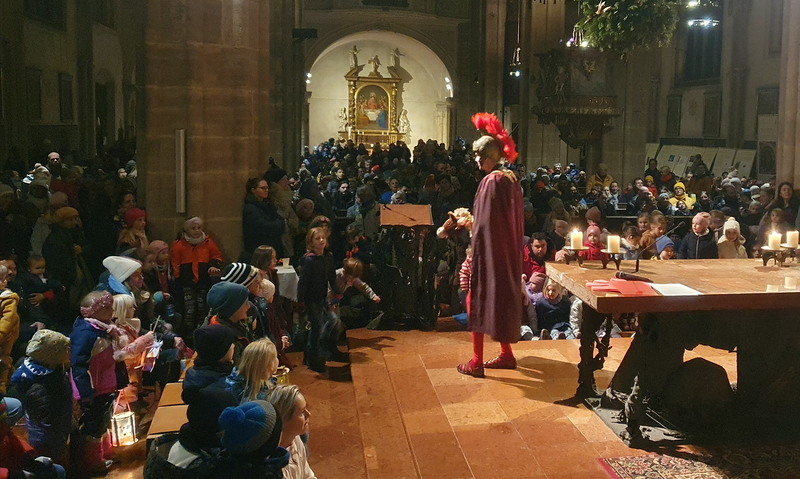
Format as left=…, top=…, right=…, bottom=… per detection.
left=398, top=109, right=410, bottom=134
left=349, top=45, right=361, bottom=69
left=368, top=55, right=382, bottom=76
left=338, top=107, right=348, bottom=131
left=391, top=48, right=404, bottom=68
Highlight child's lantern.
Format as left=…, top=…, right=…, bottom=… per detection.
left=110, top=395, right=137, bottom=447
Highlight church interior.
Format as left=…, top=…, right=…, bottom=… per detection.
left=2, top=0, right=800, bottom=478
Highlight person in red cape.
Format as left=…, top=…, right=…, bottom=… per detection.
left=445, top=113, right=524, bottom=378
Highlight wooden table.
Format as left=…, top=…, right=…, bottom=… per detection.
left=546, top=259, right=800, bottom=434
left=146, top=404, right=188, bottom=447
left=547, top=259, right=800, bottom=315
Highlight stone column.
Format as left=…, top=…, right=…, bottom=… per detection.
left=483, top=0, right=505, bottom=114
left=142, top=0, right=271, bottom=260
left=777, top=0, right=800, bottom=185
left=0, top=1, right=26, bottom=162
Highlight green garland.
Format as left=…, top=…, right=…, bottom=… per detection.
left=577, top=0, right=680, bottom=58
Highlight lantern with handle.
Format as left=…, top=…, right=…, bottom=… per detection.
left=110, top=393, right=136, bottom=447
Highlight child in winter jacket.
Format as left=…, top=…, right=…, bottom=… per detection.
left=678, top=212, right=718, bottom=259
left=70, top=291, right=122, bottom=474
left=579, top=225, right=608, bottom=262
left=204, top=282, right=254, bottom=366
left=297, top=227, right=340, bottom=373
left=717, top=217, right=747, bottom=259
left=111, top=294, right=155, bottom=406
left=182, top=325, right=236, bottom=393
left=10, top=329, right=74, bottom=463
left=171, top=217, right=223, bottom=333
left=18, top=254, right=65, bottom=333
left=0, top=265, right=20, bottom=394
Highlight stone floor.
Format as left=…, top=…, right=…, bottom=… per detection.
left=101, top=327, right=738, bottom=478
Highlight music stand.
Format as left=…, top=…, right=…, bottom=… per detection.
left=378, top=204, right=437, bottom=330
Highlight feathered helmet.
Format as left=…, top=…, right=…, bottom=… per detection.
left=471, top=113, right=518, bottom=164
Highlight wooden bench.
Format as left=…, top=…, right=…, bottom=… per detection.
left=146, top=403, right=188, bottom=447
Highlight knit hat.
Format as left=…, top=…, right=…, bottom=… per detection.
left=722, top=217, right=741, bottom=236
left=219, top=400, right=282, bottom=455
left=193, top=324, right=236, bottom=362
left=547, top=197, right=564, bottom=210
left=53, top=206, right=79, bottom=225
left=586, top=225, right=601, bottom=238
left=182, top=386, right=239, bottom=437
left=49, top=191, right=69, bottom=209
left=103, top=255, right=142, bottom=283
left=645, top=175, right=655, bottom=183
left=298, top=179, right=318, bottom=199
left=656, top=235, right=675, bottom=254
left=184, top=216, right=203, bottom=232
left=264, top=167, right=288, bottom=185
left=260, top=279, right=276, bottom=302
left=147, top=240, right=169, bottom=256
left=124, top=208, right=146, bottom=228
left=207, top=281, right=250, bottom=319
left=221, top=263, right=260, bottom=288
left=30, top=166, right=51, bottom=188
left=674, top=182, right=686, bottom=191
left=528, top=273, right=546, bottom=294
left=658, top=193, right=670, bottom=201
left=26, top=329, right=70, bottom=369
left=585, top=206, right=602, bottom=225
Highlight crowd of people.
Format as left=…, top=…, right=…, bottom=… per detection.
left=1, top=134, right=799, bottom=477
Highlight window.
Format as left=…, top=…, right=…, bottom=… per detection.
left=768, top=0, right=783, bottom=55
left=91, top=0, right=115, bottom=28
left=25, top=68, right=42, bottom=123
left=702, top=91, right=721, bottom=137
left=24, top=0, right=65, bottom=29
left=59, top=73, right=74, bottom=122
left=676, top=1, right=723, bottom=85
left=666, top=94, right=682, bottom=137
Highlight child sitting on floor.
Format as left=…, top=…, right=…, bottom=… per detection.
left=225, top=338, right=280, bottom=403
left=655, top=235, right=675, bottom=260
left=717, top=218, right=747, bottom=259
left=205, top=282, right=254, bottom=366
left=182, top=324, right=236, bottom=393
left=535, top=281, right=573, bottom=340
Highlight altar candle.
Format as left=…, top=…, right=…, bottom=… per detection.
left=570, top=230, right=583, bottom=250
left=768, top=231, right=782, bottom=250
left=785, top=276, right=797, bottom=289
left=607, top=235, right=621, bottom=254
left=787, top=231, right=799, bottom=248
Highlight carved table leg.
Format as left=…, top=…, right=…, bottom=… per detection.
left=576, top=305, right=609, bottom=398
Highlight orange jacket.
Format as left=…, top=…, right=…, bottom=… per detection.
left=170, top=236, right=223, bottom=285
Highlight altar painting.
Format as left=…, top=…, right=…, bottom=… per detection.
left=356, top=85, right=389, bottom=130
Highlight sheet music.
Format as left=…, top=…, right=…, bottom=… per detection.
left=650, top=283, right=703, bottom=296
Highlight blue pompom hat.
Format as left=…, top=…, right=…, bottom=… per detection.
left=218, top=400, right=282, bottom=455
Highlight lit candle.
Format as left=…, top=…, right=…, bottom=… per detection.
left=607, top=235, right=621, bottom=254
left=768, top=231, right=782, bottom=250
left=785, top=276, right=797, bottom=289
left=570, top=230, right=583, bottom=250
left=787, top=231, right=799, bottom=249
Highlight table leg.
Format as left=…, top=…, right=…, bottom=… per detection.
left=576, top=306, right=609, bottom=398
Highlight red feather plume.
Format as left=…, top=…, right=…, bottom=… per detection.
left=471, top=112, right=518, bottom=163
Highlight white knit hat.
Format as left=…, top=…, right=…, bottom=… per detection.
left=103, top=256, right=142, bottom=283
left=259, top=279, right=276, bottom=302
left=30, top=165, right=51, bottom=188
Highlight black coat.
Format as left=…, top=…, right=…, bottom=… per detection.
left=678, top=230, right=718, bottom=259
left=242, top=194, right=285, bottom=258
left=42, top=224, right=80, bottom=288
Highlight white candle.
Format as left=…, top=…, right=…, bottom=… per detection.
left=570, top=230, right=583, bottom=249
left=607, top=235, right=621, bottom=254
left=787, top=231, right=799, bottom=248
left=785, top=276, right=797, bottom=289
left=768, top=231, right=782, bottom=250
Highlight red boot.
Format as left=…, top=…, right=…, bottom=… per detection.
left=84, top=436, right=113, bottom=476
left=101, top=433, right=114, bottom=460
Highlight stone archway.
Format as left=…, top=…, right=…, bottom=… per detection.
left=306, top=31, right=454, bottom=146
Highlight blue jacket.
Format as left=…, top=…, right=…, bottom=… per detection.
left=242, top=194, right=285, bottom=258
left=182, top=358, right=233, bottom=393
left=70, top=318, right=118, bottom=400
left=10, top=358, right=74, bottom=450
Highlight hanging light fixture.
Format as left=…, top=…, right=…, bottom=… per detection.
left=685, top=0, right=721, bottom=28
left=508, top=0, right=522, bottom=78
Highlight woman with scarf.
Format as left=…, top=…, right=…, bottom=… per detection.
left=264, top=167, right=299, bottom=261
left=241, top=177, right=286, bottom=263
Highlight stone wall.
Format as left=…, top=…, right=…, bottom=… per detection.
left=141, top=0, right=271, bottom=261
